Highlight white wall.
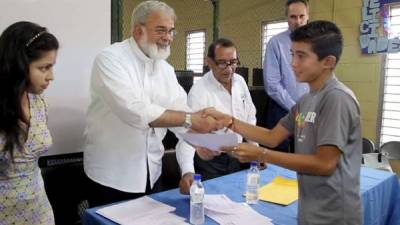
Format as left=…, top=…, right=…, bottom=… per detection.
left=0, top=0, right=111, bottom=155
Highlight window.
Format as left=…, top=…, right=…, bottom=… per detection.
left=186, top=30, right=206, bottom=74
left=380, top=5, right=400, bottom=144
left=261, top=21, right=288, bottom=65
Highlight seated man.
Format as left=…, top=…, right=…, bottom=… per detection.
left=177, top=38, right=258, bottom=191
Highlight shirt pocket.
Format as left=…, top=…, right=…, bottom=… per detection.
left=234, top=94, right=250, bottom=121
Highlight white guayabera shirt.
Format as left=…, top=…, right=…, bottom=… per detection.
left=83, top=37, right=192, bottom=193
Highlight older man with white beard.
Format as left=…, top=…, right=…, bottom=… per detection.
left=83, top=0, right=227, bottom=207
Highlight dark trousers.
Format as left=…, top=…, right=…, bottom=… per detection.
left=86, top=171, right=163, bottom=208
left=266, top=99, right=294, bottom=153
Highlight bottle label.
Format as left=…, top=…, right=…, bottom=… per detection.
left=190, top=187, right=204, bottom=204
left=247, top=173, right=260, bottom=185
left=191, top=194, right=203, bottom=204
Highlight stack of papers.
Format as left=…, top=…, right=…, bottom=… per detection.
left=259, top=176, right=298, bottom=205
left=96, top=196, right=188, bottom=225
left=204, top=194, right=273, bottom=225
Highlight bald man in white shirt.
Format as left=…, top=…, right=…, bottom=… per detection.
left=83, top=1, right=228, bottom=206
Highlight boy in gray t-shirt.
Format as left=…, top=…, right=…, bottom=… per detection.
left=203, top=21, right=362, bottom=225
left=280, top=76, right=362, bottom=224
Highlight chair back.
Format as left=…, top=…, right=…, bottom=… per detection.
left=175, top=70, right=194, bottom=93
left=161, top=149, right=181, bottom=190
left=362, top=137, right=375, bottom=154
left=235, top=67, right=249, bottom=85
left=252, top=68, right=264, bottom=86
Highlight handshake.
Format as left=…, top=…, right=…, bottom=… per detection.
left=185, top=107, right=237, bottom=162
left=189, top=107, right=234, bottom=133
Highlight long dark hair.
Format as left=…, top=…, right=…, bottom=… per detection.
left=0, top=21, right=59, bottom=159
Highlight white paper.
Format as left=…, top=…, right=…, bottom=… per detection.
left=127, top=212, right=189, bottom=225
left=96, top=196, right=187, bottom=225
left=204, top=194, right=243, bottom=214
left=206, top=203, right=273, bottom=225
left=203, top=194, right=273, bottom=225
left=179, top=133, right=238, bottom=151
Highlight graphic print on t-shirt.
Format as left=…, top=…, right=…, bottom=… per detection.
left=295, top=111, right=316, bottom=142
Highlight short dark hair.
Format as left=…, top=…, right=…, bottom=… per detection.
left=207, top=38, right=237, bottom=59
left=285, top=0, right=309, bottom=15
left=290, top=20, right=343, bottom=64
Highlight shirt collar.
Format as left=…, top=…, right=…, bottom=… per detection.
left=325, top=74, right=338, bottom=88
left=310, top=74, right=338, bottom=94
left=129, top=37, right=153, bottom=63
left=206, top=70, right=238, bottom=91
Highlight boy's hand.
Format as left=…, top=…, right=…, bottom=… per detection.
left=221, top=143, right=265, bottom=163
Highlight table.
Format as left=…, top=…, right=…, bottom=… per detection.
left=83, top=165, right=400, bottom=225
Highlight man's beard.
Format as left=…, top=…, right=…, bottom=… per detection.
left=138, top=28, right=170, bottom=60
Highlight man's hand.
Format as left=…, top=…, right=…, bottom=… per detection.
left=202, top=107, right=233, bottom=128
left=191, top=110, right=219, bottom=133
left=196, top=146, right=221, bottom=161
left=179, top=172, right=194, bottom=195
left=190, top=107, right=233, bottom=133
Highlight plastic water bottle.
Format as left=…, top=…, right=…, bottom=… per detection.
left=246, top=161, right=260, bottom=204
left=190, top=174, right=205, bottom=225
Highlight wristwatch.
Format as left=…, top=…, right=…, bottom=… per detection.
left=183, top=113, right=192, bottom=129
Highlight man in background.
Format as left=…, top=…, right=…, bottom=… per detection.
left=263, top=0, right=310, bottom=152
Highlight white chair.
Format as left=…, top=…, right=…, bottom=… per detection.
left=380, top=141, right=400, bottom=177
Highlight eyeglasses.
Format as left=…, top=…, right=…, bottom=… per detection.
left=213, top=59, right=240, bottom=69
left=141, top=24, right=177, bottom=37
left=154, top=28, right=177, bottom=37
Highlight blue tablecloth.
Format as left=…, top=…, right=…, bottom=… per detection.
left=83, top=165, right=400, bottom=225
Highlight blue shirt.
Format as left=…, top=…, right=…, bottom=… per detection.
left=263, top=29, right=309, bottom=111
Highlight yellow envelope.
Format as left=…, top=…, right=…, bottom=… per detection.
left=259, top=176, right=298, bottom=205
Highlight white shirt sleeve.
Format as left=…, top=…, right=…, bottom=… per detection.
left=92, top=52, right=165, bottom=130
left=174, top=85, right=209, bottom=176
left=244, top=86, right=259, bottom=146
left=245, top=89, right=257, bottom=126
left=175, top=139, right=195, bottom=176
